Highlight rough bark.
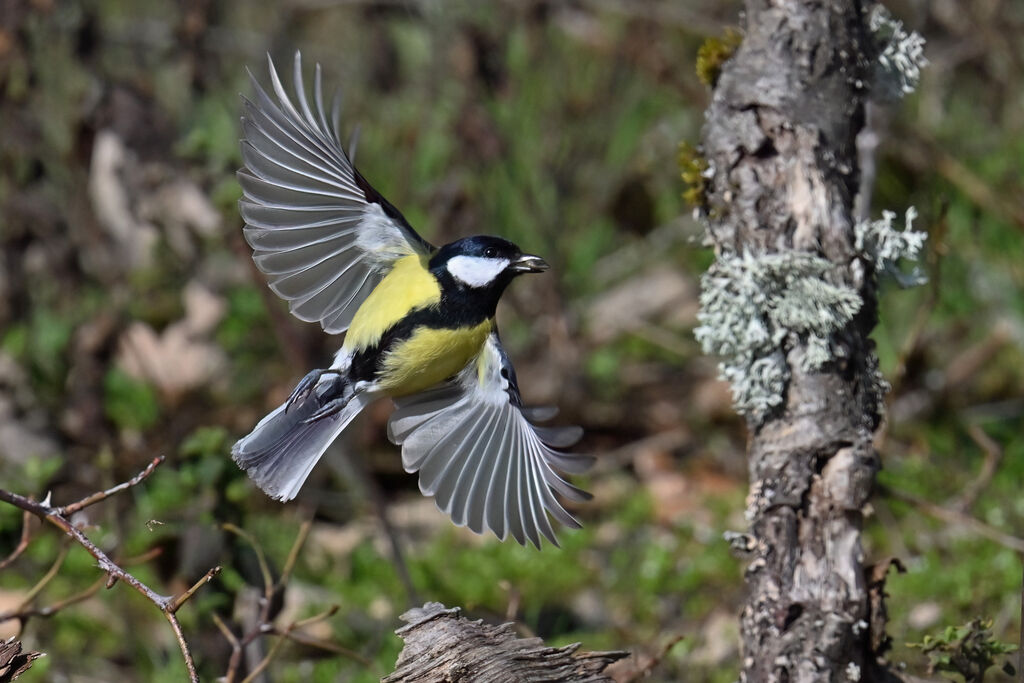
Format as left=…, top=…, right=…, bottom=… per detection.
left=0, top=638, right=42, bottom=682
left=700, top=1, right=887, bottom=681
left=383, top=603, right=628, bottom=683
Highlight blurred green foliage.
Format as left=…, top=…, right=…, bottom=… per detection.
left=908, top=619, right=1017, bottom=682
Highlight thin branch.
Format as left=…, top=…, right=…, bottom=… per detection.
left=245, top=605, right=371, bottom=680
left=881, top=485, right=1024, bottom=554
left=273, top=629, right=374, bottom=667
left=949, top=424, right=1005, bottom=512
left=0, top=547, right=167, bottom=626
left=241, top=606, right=342, bottom=679
left=0, top=458, right=219, bottom=683
left=15, top=541, right=71, bottom=612
left=216, top=517, right=363, bottom=681
left=279, top=516, right=313, bottom=586
left=19, top=575, right=107, bottom=620
left=57, top=456, right=164, bottom=516
left=0, top=509, right=34, bottom=571
left=223, top=523, right=274, bottom=599
left=168, top=566, right=223, bottom=614
left=613, top=632, right=686, bottom=683
left=291, top=604, right=339, bottom=630
left=213, top=612, right=241, bottom=649
left=240, top=626, right=290, bottom=683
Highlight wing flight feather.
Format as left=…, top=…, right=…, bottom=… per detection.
left=239, top=51, right=434, bottom=334
left=387, top=333, right=593, bottom=548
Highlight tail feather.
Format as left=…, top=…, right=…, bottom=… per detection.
left=232, top=383, right=370, bottom=501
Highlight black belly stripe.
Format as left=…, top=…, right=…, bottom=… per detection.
left=348, top=289, right=499, bottom=383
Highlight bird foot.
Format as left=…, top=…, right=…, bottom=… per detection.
left=303, top=397, right=349, bottom=424
left=285, top=368, right=344, bottom=413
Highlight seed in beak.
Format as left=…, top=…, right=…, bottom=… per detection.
left=511, top=254, right=549, bottom=273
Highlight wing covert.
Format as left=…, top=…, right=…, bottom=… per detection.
left=387, top=333, right=593, bottom=548
left=239, top=51, right=434, bottom=333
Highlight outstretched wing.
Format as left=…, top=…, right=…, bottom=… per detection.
left=387, top=332, right=593, bottom=548
left=239, top=51, right=435, bottom=334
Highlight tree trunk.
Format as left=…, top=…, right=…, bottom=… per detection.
left=700, top=1, right=889, bottom=681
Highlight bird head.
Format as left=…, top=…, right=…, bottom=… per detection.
left=431, top=236, right=548, bottom=293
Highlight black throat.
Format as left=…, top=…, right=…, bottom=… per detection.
left=346, top=266, right=513, bottom=383
left=430, top=265, right=515, bottom=324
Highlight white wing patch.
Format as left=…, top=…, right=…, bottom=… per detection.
left=446, top=255, right=510, bottom=288
left=355, top=203, right=421, bottom=268
left=387, top=333, right=592, bottom=548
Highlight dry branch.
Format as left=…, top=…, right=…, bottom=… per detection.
left=383, top=602, right=628, bottom=683
left=215, top=517, right=367, bottom=681
left=0, top=456, right=220, bottom=683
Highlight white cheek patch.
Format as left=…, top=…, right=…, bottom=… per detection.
left=447, top=255, right=510, bottom=288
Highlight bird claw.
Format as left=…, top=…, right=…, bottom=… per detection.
left=303, top=398, right=348, bottom=424
left=285, top=368, right=342, bottom=413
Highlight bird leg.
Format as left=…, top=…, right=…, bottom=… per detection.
left=303, top=395, right=351, bottom=424
left=285, top=368, right=345, bottom=413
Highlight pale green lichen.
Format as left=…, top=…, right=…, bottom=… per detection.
left=719, top=352, right=788, bottom=419
left=855, top=206, right=927, bottom=287
left=869, top=5, right=927, bottom=100
left=695, top=251, right=862, bottom=421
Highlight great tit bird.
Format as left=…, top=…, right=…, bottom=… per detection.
left=231, top=53, right=592, bottom=548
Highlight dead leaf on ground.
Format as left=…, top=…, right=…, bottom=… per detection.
left=116, top=282, right=226, bottom=401
left=585, top=266, right=697, bottom=345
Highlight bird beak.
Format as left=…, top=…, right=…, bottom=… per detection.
left=510, top=254, right=549, bottom=273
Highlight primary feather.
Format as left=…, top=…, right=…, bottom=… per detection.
left=388, top=333, right=592, bottom=548
left=239, top=51, right=434, bottom=334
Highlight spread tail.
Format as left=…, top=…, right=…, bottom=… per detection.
left=232, top=375, right=370, bottom=501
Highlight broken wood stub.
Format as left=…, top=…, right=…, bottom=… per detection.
left=383, top=603, right=628, bottom=683
left=0, top=638, right=43, bottom=682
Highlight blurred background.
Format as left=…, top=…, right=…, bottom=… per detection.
left=0, top=1, right=1022, bottom=681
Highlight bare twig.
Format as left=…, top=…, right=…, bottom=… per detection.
left=881, top=485, right=1024, bottom=554
left=279, top=517, right=312, bottom=585
left=15, top=541, right=71, bottom=612
left=612, top=632, right=685, bottom=683
left=168, top=566, right=223, bottom=614
left=223, top=523, right=274, bottom=597
left=57, top=456, right=164, bottom=516
left=0, top=548, right=166, bottom=626
left=213, top=612, right=241, bottom=649
left=16, top=575, right=107, bottom=620
left=948, top=425, right=1005, bottom=513
left=899, top=137, right=1024, bottom=232
left=0, top=509, right=34, bottom=571
left=272, top=628, right=373, bottom=666
left=0, top=458, right=220, bottom=683
left=243, top=604, right=373, bottom=679
left=217, top=517, right=363, bottom=681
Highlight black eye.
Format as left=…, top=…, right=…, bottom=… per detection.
left=484, top=247, right=497, bottom=258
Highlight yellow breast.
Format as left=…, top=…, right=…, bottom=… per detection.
left=343, top=254, right=441, bottom=353
left=377, top=320, right=493, bottom=396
